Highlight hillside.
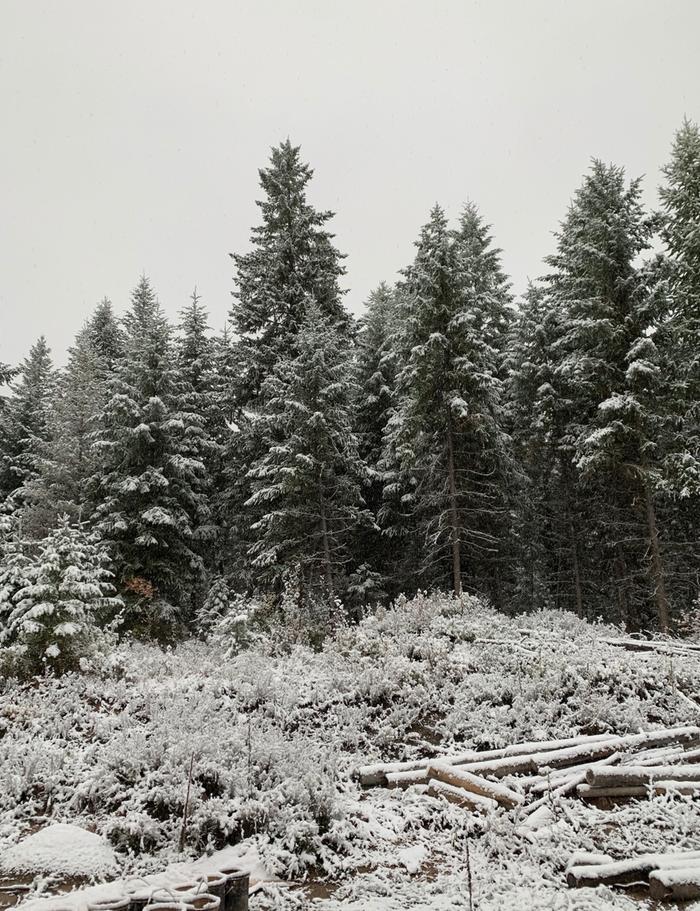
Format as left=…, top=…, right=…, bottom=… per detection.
left=2, top=593, right=700, bottom=909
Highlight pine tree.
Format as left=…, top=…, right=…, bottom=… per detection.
left=245, top=304, right=371, bottom=602
left=91, top=277, right=210, bottom=636
left=0, top=337, right=54, bottom=506
left=0, top=517, right=122, bottom=676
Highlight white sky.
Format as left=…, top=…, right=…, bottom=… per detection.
left=1, top=0, right=699, bottom=365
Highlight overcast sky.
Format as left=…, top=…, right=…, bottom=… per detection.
left=1, top=1, right=699, bottom=366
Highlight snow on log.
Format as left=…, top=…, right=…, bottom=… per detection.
left=427, top=778, right=498, bottom=812
left=568, top=852, right=700, bottom=889
left=451, top=754, right=538, bottom=778
left=654, top=780, right=700, bottom=795
left=385, top=769, right=430, bottom=788
left=649, top=866, right=700, bottom=901
left=586, top=764, right=700, bottom=787
left=427, top=761, right=524, bottom=808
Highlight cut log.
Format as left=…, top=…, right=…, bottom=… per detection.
left=453, top=754, right=538, bottom=778
left=577, top=784, right=648, bottom=799
left=566, top=853, right=700, bottom=889
left=569, top=853, right=700, bottom=890
left=586, top=764, right=700, bottom=787
left=565, top=851, right=614, bottom=870
left=427, top=761, right=524, bottom=808
left=649, top=866, right=700, bottom=900
left=654, top=780, right=700, bottom=795
left=427, top=778, right=497, bottom=812
left=530, top=752, right=622, bottom=794
left=385, top=769, right=429, bottom=788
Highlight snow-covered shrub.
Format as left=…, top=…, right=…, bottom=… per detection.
left=0, top=517, right=123, bottom=676
left=210, top=592, right=263, bottom=656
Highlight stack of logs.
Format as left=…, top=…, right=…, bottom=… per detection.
left=567, top=850, right=700, bottom=902
left=356, top=724, right=700, bottom=901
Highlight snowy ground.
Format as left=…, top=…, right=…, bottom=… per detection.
left=2, top=593, right=700, bottom=909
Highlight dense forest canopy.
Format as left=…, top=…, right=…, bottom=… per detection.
left=1, top=123, right=699, bottom=671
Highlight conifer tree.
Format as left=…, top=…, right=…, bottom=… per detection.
left=659, top=119, right=700, bottom=501
left=0, top=517, right=122, bottom=676
left=353, top=283, right=398, bottom=595
left=546, top=161, right=670, bottom=629
left=245, top=305, right=370, bottom=601
left=0, top=337, right=54, bottom=506
left=382, top=204, right=513, bottom=600
left=23, top=301, right=123, bottom=535
left=91, top=277, right=210, bottom=636
left=229, top=140, right=350, bottom=407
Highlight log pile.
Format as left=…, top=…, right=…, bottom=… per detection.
left=357, top=725, right=700, bottom=902
left=356, top=725, right=700, bottom=809
left=566, top=850, right=700, bottom=901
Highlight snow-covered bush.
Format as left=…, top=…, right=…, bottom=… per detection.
left=195, top=574, right=231, bottom=637
left=0, top=517, right=123, bottom=676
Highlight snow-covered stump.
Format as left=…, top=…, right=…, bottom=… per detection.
left=182, top=894, right=219, bottom=911
left=217, top=866, right=250, bottom=911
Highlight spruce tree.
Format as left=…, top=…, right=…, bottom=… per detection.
left=353, top=283, right=399, bottom=597
left=546, top=161, right=670, bottom=630
left=382, top=204, right=513, bottom=600
left=0, top=337, right=54, bottom=506
left=245, top=304, right=371, bottom=602
left=0, top=517, right=122, bottom=676
left=22, top=301, right=123, bottom=535
left=91, top=277, right=210, bottom=636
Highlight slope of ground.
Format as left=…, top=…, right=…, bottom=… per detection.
left=1, top=592, right=700, bottom=909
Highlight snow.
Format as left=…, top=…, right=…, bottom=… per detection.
left=2, top=594, right=700, bottom=910
left=0, top=824, right=118, bottom=878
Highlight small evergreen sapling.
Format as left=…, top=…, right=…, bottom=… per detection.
left=0, top=517, right=122, bottom=676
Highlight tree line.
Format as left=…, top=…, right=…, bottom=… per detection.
left=1, top=123, right=699, bottom=659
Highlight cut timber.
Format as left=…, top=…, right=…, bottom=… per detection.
left=650, top=867, right=700, bottom=901
left=654, top=780, right=700, bottom=795
left=427, top=778, right=497, bottom=812
left=427, top=761, right=524, bottom=808
left=453, top=754, right=537, bottom=778
left=385, top=769, right=429, bottom=788
left=530, top=752, right=622, bottom=793
left=577, top=784, right=648, bottom=799
left=586, top=764, right=700, bottom=787
left=568, top=852, right=700, bottom=889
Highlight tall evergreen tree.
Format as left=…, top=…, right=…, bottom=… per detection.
left=225, top=141, right=352, bottom=587
left=245, top=305, right=370, bottom=601
left=0, top=337, right=54, bottom=506
left=91, top=277, right=210, bottom=637
left=23, top=301, right=124, bottom=535
left=545, top=161, right=670, bottom=630
left=382, top=204, right=513, bottom=600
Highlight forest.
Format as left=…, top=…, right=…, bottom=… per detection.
left=1, top=118, right=699, bottom=677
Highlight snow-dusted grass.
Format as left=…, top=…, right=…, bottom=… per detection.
left=2, top=592, right=700, bottom=908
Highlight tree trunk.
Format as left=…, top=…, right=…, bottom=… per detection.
left=614, top=544, right=631, bottom=630
left=446, top=410, right=462, bottom=596
left=318, top=476, right=334, bottom=595
left=561, top=459, right=584, bottom=618
left=643, top=476, right=670, bottom=634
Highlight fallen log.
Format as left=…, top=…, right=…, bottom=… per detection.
left=586, top=764, right=700, bottom=787
left=427, top=761, right=524, bottom=808
left=650, top=866, right=700, bottom=901
left=385, top=769, right=429, bottom=788
left=356, top=726, right=700, bottom=788
left=568, top=852, right=700, bottom=889
left=530, top=752, right=622, bottom=793
left=577, top=784, right=649, bottom=799
left=427, top=778, right=497, bottom=812
left=452, top=754, right=538, bottom=778
left=654, top=780, right=700, bottom=795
